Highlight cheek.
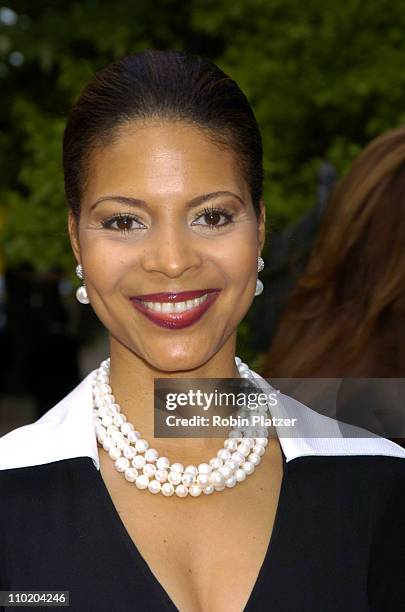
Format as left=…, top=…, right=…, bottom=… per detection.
left=214, top=226, right=258, bottom=285
left=81, top=237, right=136, bottom=292
left=223, top=254, right=256, bottom=289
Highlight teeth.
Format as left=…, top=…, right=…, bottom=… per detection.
left=162, top=303, right=174, bottom=313
left=142, top=293, right=209, bottom=313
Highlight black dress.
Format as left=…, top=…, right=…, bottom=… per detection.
left=1, top=368, right=405, bottom=612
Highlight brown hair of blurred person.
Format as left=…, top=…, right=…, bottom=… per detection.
left=262, top=126, right=405, bottom=379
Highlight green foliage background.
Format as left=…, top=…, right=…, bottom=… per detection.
left=1, top=0, right=405, bottom=273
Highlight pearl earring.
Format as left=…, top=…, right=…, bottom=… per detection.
left=255, top=256, right=264, bottom=296
left=75, top=264, right=90, bottom=304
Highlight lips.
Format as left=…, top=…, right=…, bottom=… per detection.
left=129, top=288, right=221, bottom=329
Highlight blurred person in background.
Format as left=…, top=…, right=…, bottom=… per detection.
left=247, top=161, right=337, bottom=357
left=262, top=127, right=405, bottom=441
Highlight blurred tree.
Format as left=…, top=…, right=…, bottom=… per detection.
left=2, top=0, right=405, bottom=270
left=192, top=0, right=405, bottom=227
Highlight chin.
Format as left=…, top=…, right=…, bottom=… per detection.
left=143, top=347, right=210, bottom=374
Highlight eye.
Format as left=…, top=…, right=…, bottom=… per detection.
left=101, top=213, right=145, bottom=233
left=192, top=206, right=234, bottom=230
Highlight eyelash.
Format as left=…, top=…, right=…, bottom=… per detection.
left=100, top=213, right=140, bottom=233
left=100, top=207, right=234, bottom=234
left=196, top=207, right=234, bottom=229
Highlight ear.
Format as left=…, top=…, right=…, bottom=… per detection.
left=257, top=199, right=266, bottom=253
left=67, top=209, right=81, bottom=264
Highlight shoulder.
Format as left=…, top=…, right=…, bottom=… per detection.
left=0, top=370, right=99, bottom=473
left=249, top=368, right=405, bottom=463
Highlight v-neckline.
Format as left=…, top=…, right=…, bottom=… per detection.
left=95, top=441, right=288, bottom=611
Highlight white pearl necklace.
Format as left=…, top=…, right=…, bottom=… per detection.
left=93, top=357, right=269, bottom=498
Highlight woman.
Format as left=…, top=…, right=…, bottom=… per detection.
left=1, top=51, right=405, bottom=612
left=262, top=127, right=405, bottom=444
left=263, top=126, right=405, bottom=380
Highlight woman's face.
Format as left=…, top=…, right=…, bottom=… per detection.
left=69, top=121, right=265, bottom=372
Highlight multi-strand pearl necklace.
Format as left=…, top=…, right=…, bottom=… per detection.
left=94, top=357, right=269, bottom=498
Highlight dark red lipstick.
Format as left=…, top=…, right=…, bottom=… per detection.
left=129, top=288, right=220, bottom=329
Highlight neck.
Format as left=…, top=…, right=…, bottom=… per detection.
left=107, top=336, right=243, bottom=465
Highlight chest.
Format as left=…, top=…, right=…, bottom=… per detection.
left=99, top=452, right=283, bottom=612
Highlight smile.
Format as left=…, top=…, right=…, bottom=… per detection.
left=129, top=289, right=221, bottom=329
left=142, top=294, right=209, bottom=313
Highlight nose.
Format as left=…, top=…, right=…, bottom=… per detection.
left=141, top=223, right=202, bottom=279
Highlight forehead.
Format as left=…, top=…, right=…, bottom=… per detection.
left=83, top=121, right=248, bottom=205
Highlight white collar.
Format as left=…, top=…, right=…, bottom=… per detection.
left=1, top=367, right=404, bottom=471
left=0, top=370, right=99, bottom=471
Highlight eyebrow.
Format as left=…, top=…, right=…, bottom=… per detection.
left=89, top=190, right=245, bottom=211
